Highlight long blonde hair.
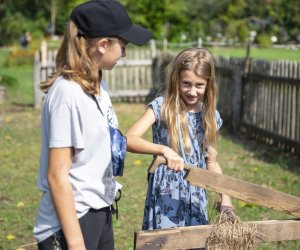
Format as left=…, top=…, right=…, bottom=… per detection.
left=40, top=21, right=101, bottom=95
left=162, top=48, right=218, bottom=155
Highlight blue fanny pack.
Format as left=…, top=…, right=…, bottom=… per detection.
left=92, top=95, right=126, bottom=176
left=109, top=126, right=127, bottom=176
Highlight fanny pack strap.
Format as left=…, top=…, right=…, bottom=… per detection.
left=91, top=95, right=123, bottom=219
left=177, top=113, right=187, bottom=162
left=110, top=189, right=122, bottom=220
left=91, top=95, right=105, bottom=117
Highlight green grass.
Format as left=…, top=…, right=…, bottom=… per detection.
left=0, top=48, right=34, bottom=106
left=0, top=103, right=299, bottom=250
left=0, top=47, right=299, bottom=250
left=210, top=46, right=300, bottom=61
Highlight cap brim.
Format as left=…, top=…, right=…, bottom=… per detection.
left=118, top=24, right=152, bottom=46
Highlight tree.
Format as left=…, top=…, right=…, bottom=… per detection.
left=120, top=0, right=188, bottom=42
left=0, top=0, right=80, bottom=45
left=0, top=0, right=299, bottom=46
left=272, top=0, right=300, bottom=42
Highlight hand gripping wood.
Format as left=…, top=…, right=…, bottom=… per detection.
left=148, top=155, right=300, bottom=217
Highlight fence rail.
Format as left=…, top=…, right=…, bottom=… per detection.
left=34, top=41, right=157, bottom=106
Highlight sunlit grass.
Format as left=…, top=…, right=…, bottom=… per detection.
left=210, top=46, right=300, bottom=61
left=0, top=47, right=299, bottom=249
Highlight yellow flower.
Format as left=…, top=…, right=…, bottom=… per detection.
left=134, top=160, right=142, bottom=166
left=5, top=135, right=12, bottom=140
left=238, top=201, right=247, bottom=208
left=4, top=116, right=12, bottom=122
left=17, top=201, right=25, bottom=207
left=6, top=234, right=16, bottom=240
left=16, top=248, right=26, bottom=250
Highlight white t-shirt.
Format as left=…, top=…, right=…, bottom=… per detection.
left=34, top=76, right=120, bottom=242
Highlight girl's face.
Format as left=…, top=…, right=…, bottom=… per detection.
left=179, top=70, right=207, bottom=112
left=92, top=38, right=128, bottom=70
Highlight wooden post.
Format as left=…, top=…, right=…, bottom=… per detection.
left=197, top=37, right=202, bottom=48
left=231, top=61, right=244, bottom=132
left=134, top=219, right=300, bottom=250
left=0, top=85, right=7, bottom=104
left=150, top=39, right=157, bottom=59
left=162, top=39, right=168, bottom=61
left=41, top=40, right=47, bottom=67
left=50, top=0, right=56, bottom=37
left=34, top=51, right=42, bottom=109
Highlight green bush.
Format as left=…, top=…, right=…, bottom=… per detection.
left=257, top=35, right=272, bottom=48
left=3, top=48, right=35, bottom=67
left=0, top=75, right=18, bottom=88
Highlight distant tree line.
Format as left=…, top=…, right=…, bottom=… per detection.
left=0, top=0, right=299, bottom=46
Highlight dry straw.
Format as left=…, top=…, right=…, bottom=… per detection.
left=206, top=210, right=258, bottom=250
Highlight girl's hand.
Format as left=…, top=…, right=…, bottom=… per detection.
left=220, top=205, right=235, bottom=215
left=161, top=146, right=184, bottom=171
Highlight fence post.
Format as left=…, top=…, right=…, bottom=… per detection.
left=150, top=39, right=157, bottom=59
left=197, top=38, right=202, bottom=48
left=231, top=60, right=244, bottom=132
left=0, top=85, right=7, bottom=104
left=162, top=38, right=168, bottom=60
left=34, top=51, right=42, bottom=109
left=41, top=40, right=47, bottom=67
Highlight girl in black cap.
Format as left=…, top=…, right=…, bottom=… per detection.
left=33, top=1, right=152, bottom=249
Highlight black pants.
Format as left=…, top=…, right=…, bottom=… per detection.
left=38, top=206, right=114, bottom=250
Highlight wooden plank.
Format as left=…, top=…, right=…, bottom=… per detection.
left=109, top=89, right=151, bottom=98
left=116, top=59, right=152, bottom=66
left=246, top=73, right=300, bottom=85
left=134, top=219, right=300, bottom=250
left=149, top=156, right=300, bottom=217
left=241, top=122, right=300, bottom=150
left=185, top=165, right=300, bottom=217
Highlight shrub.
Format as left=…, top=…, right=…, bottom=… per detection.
left=257, top=35, right=272, bottom=48
left=0, top=75, right=18, bottom=88
left=3, top=48, right=35, bottom=67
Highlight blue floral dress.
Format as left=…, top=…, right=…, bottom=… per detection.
left=142, top=96, right=222, bottom=230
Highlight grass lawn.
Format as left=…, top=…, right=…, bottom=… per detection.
left=0, top=102, right=299, bottom=250
left=210, top=46, right=300, bottom=61
left=0, top=47, right=299, bottom=249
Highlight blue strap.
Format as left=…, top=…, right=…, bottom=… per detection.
left=177, top=113, right=187, bottom=162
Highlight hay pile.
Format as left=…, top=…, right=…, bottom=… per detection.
left=206, top=210, right=258, bottom=249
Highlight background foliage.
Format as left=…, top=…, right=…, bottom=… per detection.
left=0, top=41, right=300, bottom=249
left=0, top=0, right=299, bottom=46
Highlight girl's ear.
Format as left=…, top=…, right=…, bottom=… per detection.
left=97, top=38, right=109, bottom=54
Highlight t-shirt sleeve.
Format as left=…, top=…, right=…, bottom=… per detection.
left=49, top=102, right=85, bottom=149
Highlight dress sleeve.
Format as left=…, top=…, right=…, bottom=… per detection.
left=215, top=110, right=223, bottom=130
left=148, top=96, right=163, bottom=123
left=49, top=102, right=85, bottom=149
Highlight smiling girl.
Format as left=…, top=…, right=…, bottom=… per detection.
left=126, top=47, right=233, bottom=230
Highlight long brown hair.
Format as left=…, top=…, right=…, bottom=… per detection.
left=40, top=21, right=101, bottom=95
left=162, top=48, right=218, bottom=154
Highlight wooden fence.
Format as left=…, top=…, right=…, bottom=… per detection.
left=33, top=40, right=157, bottom=107
left=34, top=43, right=300, bottom=154
left=101, top=44, right=156, bottom=102
left=215, top=57, right=300, bottom=154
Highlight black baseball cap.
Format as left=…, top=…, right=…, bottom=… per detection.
left=70, top=0, right=152, bottom=46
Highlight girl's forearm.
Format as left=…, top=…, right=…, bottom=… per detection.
left=48, top=174, right=86, bottom=249
left=126, top=135, right=165, bottom=155
left=48, top=147, right=86, bottom=250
